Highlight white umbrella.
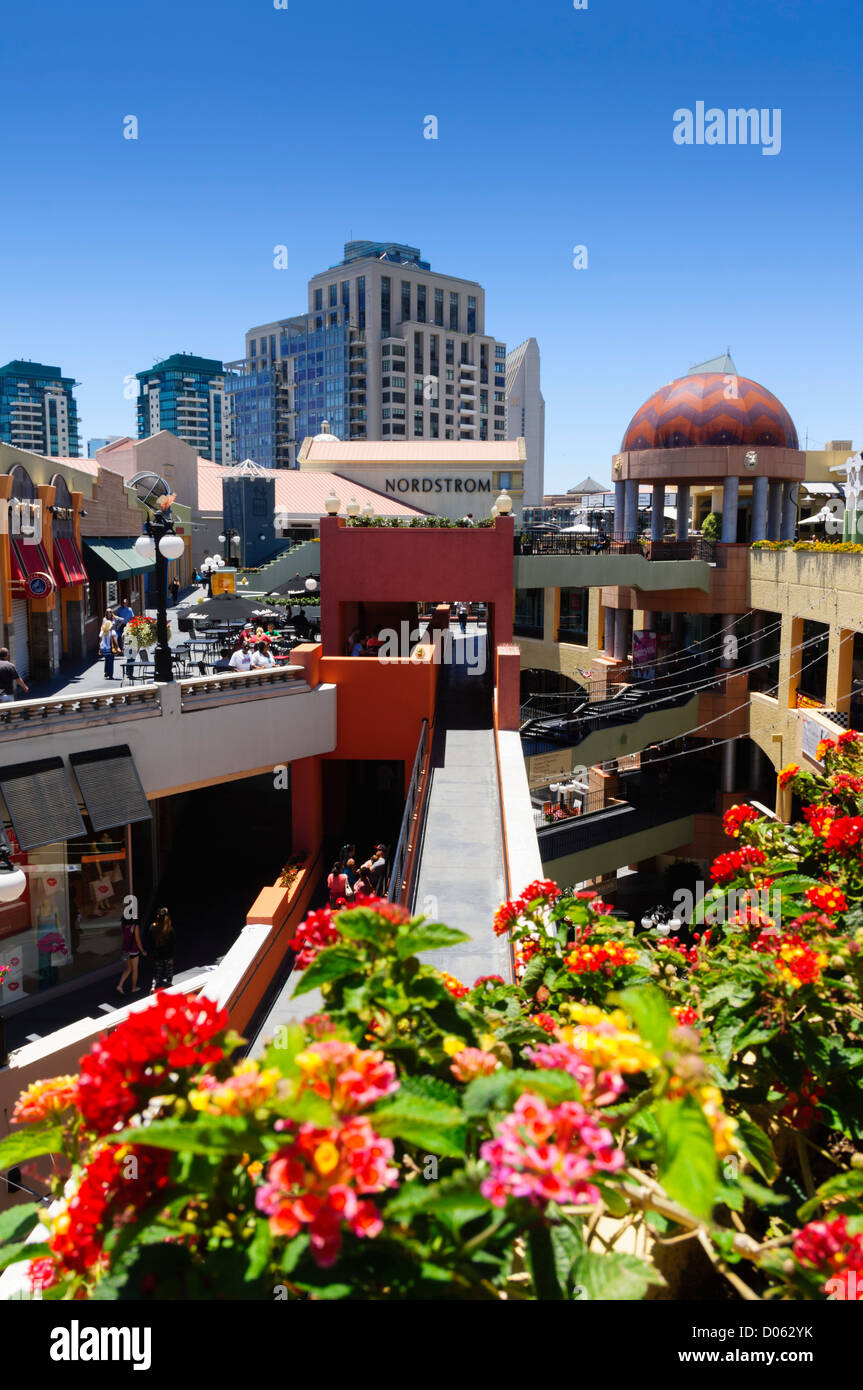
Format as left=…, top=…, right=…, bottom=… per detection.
left=560, top=523, right=595, bottom=534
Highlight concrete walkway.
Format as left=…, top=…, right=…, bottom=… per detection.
left=413, top=629, right=510, bottom=984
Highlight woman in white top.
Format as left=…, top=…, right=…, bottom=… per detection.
left=250, top=646, right=275, bottom=669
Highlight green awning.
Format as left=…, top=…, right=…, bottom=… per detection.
left=83, top=537, right=154, bottom=581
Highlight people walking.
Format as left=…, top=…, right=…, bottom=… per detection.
left=117, top=917, right=146, bottom=994
left=149, top=908, right=175, bottom=992
left=170, top=578, right=180, bottom=606
left=0, top=647, right=28, bottom=702
left=457, top=601, right=468, bottom=634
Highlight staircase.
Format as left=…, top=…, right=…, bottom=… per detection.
left=242, top=538, right=322, bottom=594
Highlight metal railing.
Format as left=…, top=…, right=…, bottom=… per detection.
left=388, top=718, right=429, bottom=906
left=514, top=530, right=716, bottom=562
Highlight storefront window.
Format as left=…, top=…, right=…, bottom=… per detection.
left=514, top=589, right=544, bottom=640
left=0, top=824, right=131, bottom=1003
left=557, top=587, right=588, bottom=645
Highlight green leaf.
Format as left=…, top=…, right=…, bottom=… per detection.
left=0, top=1239, right=50, bottom=1274
left=395, top=923, right=470, bottom=958
left=0, top=1202, right=39, bottom=1248
left=386, top=1177, right=492, bottom=1225
left=113, top=1115, right=260, bottom=1157
left=738, top=1174, right=788, bottom=1208
left=570, top=1248, right=664, bottom=1301
left=519, top=953, right=547, bottom=996
left=280, top=1234, right=309, bottom=1275
left=771, top=874, right=821, bottom=895
left=734, top=1115, right=778, bottom=1182
left=611, top=984, right=672, bottom=1055
left=245, top=1217, right=272, bottom=1282
left=397, top=1073, right=461, bottom=1108
left=462, top=1071, right=513, bottom=1115
left=595, top=1183, right=629, bottom=1218
left=290, top=944, right=365, bottom=997
left=655, top=1095, right=718, bottom=1220
left=0, top=1123, right=64, bottom=1171
left=259, top=1023, right=308, bottom=1076
left=797, top=1169, right=863, bottom=1222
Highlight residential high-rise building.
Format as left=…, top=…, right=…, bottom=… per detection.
left=135, top=353, right=230, bottom=464
left=227, top=241, right=513, bottom=468
left=0, top=360, right=81, bottom=457
left=88, top=435, right=122, bottom=457
left=505, top=338, right=545, bottom=504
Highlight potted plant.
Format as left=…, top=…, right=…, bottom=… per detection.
left=125, top=615, right=158, bottom=662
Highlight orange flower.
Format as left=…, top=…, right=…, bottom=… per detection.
left=13, top=1075, right=79, bottom=1124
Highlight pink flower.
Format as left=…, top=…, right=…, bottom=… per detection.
left=450, top=1048, right=498, bottom=1082
left=479, top=1092, right=624, bottom=1210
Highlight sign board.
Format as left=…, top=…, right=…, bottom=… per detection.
left=633, top=630, right=657, bottom=666
left=25, top=572, right=55, bottom=598
left=211, top=568, right=237, bottom=596
left=527, top=750, right=578, bottom=788
left=801, top=715, right=826, bottom=767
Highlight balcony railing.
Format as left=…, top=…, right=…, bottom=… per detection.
left=514, top=531, right=716, bottom=561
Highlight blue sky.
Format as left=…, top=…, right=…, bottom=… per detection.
left=1, top=0, right=860, bottom=490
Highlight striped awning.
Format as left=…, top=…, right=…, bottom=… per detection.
left=53, top=537, right=88, bottom=587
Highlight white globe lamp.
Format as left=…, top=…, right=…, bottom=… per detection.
left=158, top=533, right=185, bottom=561
left=134, top=533, right=156, bottom=561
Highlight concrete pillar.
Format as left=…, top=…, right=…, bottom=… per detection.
left=749, top=740, right=763, bottom=791
left=676, top=485, right=690, bottom=540
left=767, top=481, right=783, bottom=541
left=780, top=483, right=797, bottom=542
left=614, top=608, right=630, bottom=662
left=751, top=474, right=769, bottom=542
left=651, top=483, right=665, bottom=541
left=779, top=615, right=804, bottom=710
left=721, top=475, right=739, bottom=543
left=721, top=738, right=736, bottom=793
left=624, top=480, right=638, bottom=541
left=826, top=628, right=854, bottom=717
left=642, top=609, right=654, bottom=629
left=614, top=480, right=626, bottom=538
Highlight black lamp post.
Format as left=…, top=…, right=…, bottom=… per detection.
left=219, top=528, right=240, bottom=567
left=128, top=473, right=186, bottom=684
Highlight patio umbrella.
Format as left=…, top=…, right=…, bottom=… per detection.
left=185, top=593, right=282, bottom=624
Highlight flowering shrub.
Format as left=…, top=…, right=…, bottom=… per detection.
left=5, top=745, right=863, bottom=1300
left=124, top=615, right=158, bottom=651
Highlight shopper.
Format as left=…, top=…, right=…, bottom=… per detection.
left=229, top=643, right=253, bottom=672
left=116, top=917, right=146, bottom=994
left=327, top=861, right=351, bottom=907
left=250, top=644, right=275, bottom=669
left=100, top=613, right=121, bottom=679
left=0, top=647, right=28, bottom=702
left=369, top=845, right=388, bottom=894
left=114, top=596, right=134, bottom=642
left=170, top=578, right=180, bottom=606
left=212, top=646, right=233, bottom=672
left=457, top=602, right=468, bottom=634
left=149, top=907, right=175, bottom=992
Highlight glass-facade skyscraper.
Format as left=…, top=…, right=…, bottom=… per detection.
left=0, top=360, right=81, bottom=457
left=135, top=353, right=230, bottom=463
left=227, top=241, right=510, bottom=468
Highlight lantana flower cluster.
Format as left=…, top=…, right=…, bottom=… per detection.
left=565, top=940, right=638, bottom=976
left=479, top=1092, right=624, bottom=1209
left=753, top=930, right=829, bottom=988
left=492, top=879, right=562, bottom=938
left=792, top=1215, right=863, bottom=1296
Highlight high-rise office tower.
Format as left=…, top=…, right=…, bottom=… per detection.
left=135, top=353, right=230, bottom=463
left=227, top=241, right=513, bottom=467
left=0, top=360, right=81, bottom=457
left=505, top=338, right=545, bottom=505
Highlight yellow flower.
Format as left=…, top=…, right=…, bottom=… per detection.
left=442, top=1035, right=466, bottom=1056
left=313, top=1141, right=339, bottom=1175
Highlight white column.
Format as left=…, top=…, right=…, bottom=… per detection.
left=624, top=480, right=638, bottom=541
left=767, top=481, right=783, bottom=540
left=604, top=608, right=615, bottom=658
left=721, top=476, right=739, bottom=543
left=676, top=485, right=690, bottom=540
left=751, top=474, right=768, bottom=542
left=651, top=483, right=666, bottom=541
left=614, top=480, right=625, bottom=539
left=780, top=483, right=797, bottom=541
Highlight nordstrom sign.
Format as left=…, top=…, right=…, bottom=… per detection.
left=385, top=477, right=492, bottom=495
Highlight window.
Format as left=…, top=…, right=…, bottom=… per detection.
left=382, top=392, right=391, bottom=403
left=314, top=289, right=323, bottom=310
left=392, top=391, right=405, bottom=403
left=515, top=589, right=544, bottom=639
left=480, top=343, right=488, bottom=367
left=498, top=472, right=512, bottom=489
left=430, top=413, right=439, bottom=438
left=434, top=288, right=444, bottom=325
left=392, top=376, right=405, bottom=388
left=445, top=429, right=454, bottom=439
left=382, top=408, right=390, bottom=419
left=558, top=588, right=589, bottom=646
left=494, top=374, right=506, bottom=387
left=446, top=369, right=454, bottom=381
left=392, top=343, right=406, bottom=357
left=414, top=382, right=424, bottom=404
left=401, top=281, right=411, bottom=321
left=381, top=358, right=391, bottom=373
left=381, top=276, right=391, bottom=336
left=342, top=281, right=350, bottom=310
left=467, top=295, right=476, bottom=334
left=417, top=284, right=426, bottom=322
left=357, top=276, right=366, bottom=331
left=382, top=377, right=391, bottom=388
left=494, top=405, right=505, bottom=417
left=494, top=390, right=504, bottom=402
left=446, top=414, right=454, bottom=425
left=329, top=283, right=337, bottom=307
left=449, top=292, right=459, bottom=330
left=446, top=339, right=454, bottom=365
left=414, top=331, right=423, bottom=374
left=392, top=407, right=405, bottom=418
left=495, top=344, right=506, bottom=358
left=392, top=423, right=406, bottom=435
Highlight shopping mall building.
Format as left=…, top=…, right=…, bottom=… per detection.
left=0, top=370, right=859, bottom=1183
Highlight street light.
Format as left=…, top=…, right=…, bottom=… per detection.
left=126, top=472, right=182, bottom=684
left=218, top=528, right=240, bottom=566
left=324, top=491, right=341, bottom=516
left=0, top=846, right=27, bottom=903
left=346, top=497, right=360, bottom=518
left=360, top=501, right=374, bottom=519
left=305, top=577, right=319, bottom=592
left=495, top=491, right=513, bottom=515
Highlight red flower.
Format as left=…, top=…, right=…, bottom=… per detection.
left=805, top=884, right=847, bottom=914
left=802, top=805, right=835, bottom=838
left=793, top=1215, right=863, bottom=1293
left=710, top=847, right=767, bottom=883
left=473, top=974, right=505, bottom=988
left=824, top=816, right=863, bottom=853
left=722, top=804, right=761, bottom=839
left=77, top=992, right=228, bottom=1135
left=49, top=1144, right=172, bottom=1274
left=530, top=1012, right=557, bottom=1033
left=288, top=908, right=341, bottom=969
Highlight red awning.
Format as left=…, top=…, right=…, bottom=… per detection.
left=9, top=539, right=57, bottom=599
left=54, top=537, right=88, bottom=587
